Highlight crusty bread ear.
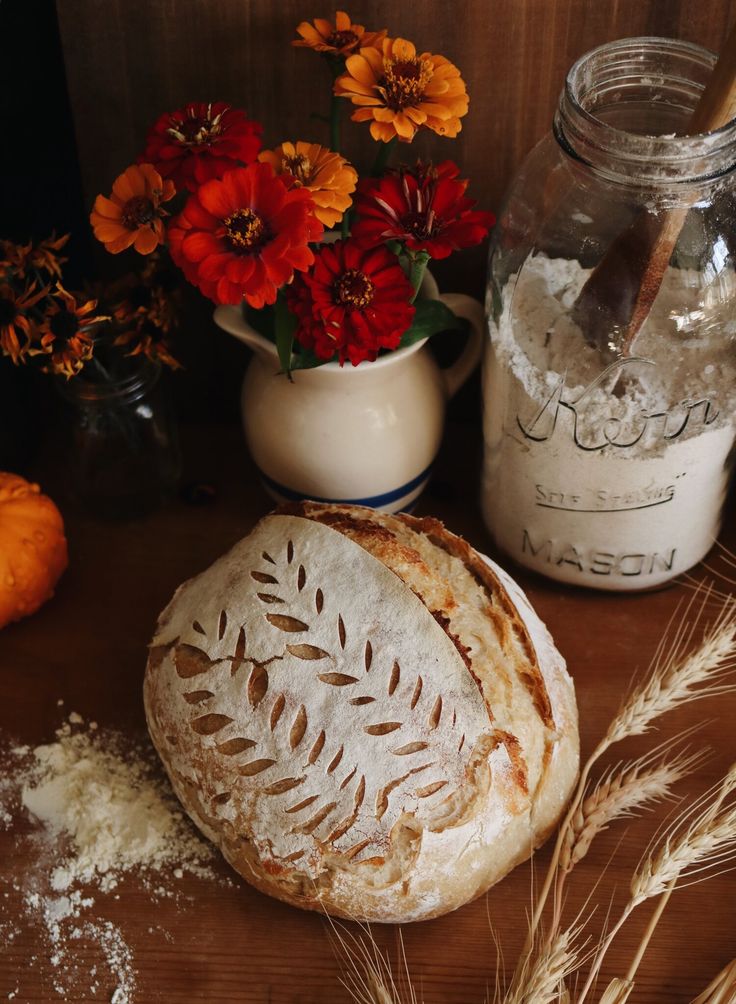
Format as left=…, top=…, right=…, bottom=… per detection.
left=144, top=504, right=579, bottom=923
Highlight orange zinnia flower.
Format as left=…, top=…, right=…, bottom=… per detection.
left=293, top=11, right=385, bottom=56
left=35, top=284, right=108, bottom=378
left=0, top=282, right=47, bottom=364
left=90, top=164, right=176, bottom=255
left=258, top=142, right=357, bottom=228
left=335, top=37, right=469, bottom=143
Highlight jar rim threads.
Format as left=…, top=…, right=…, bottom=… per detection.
left=555, top=37, right=736, bottom=187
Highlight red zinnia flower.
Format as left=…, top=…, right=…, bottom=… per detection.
left=141, top=102, right=263, bottom=193
left=287, top=240, right=415, bottom=366
left=352, top=160, right=495, bottom=259
left=168, top=162, right=323, bottom=308
left=166, top=210, right=219, bottom=302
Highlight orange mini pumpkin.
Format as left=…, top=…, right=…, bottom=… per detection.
left=0, top=473, right=68, bottom=629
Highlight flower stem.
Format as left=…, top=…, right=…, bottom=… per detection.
left=625, top=878, right=676, bottom=983
left=327, top=55, right=346, bottom=153
left=330, top=92, right=342, bottom=153
left=274, top=291, right=296, bottom=381
left=524, top=742, right=607, bottom=955
left=576, top=906, right=634, bottom=1004
left=408, top=251, right=430, bottom=302
left=371, top=137, right=398, bottom=177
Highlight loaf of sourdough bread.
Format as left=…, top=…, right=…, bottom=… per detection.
left=144, top=503, right=579, bottom=922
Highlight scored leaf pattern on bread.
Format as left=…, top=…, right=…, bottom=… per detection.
left=151, top=516, right=495, bottom=868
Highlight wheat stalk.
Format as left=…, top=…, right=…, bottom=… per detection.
left=527, top=586, right=736, bottom=953
left=545, top=739, right=704, bottom=956
left=331, top=923, right=416, bottom=1004
left=691, top=958, right=736, bottom=1004
left=630, top=764, right=736, bottom=906
left=596, top=978, right=635, bottom=1003
left=576, top=764, right=736, bottom=1003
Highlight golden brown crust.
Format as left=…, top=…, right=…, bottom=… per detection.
left=278, top=501, right=457, bottom=613
left=398, top=513, right=555, bottom=728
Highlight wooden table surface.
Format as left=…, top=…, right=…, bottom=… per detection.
left=2, top=420, right=735, bottom=1004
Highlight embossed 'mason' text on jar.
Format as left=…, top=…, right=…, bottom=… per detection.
left=483, top=38, right=736, bottom=590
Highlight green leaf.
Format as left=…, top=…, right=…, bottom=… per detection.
left=289, top=347, right=325, bottom=371
left=408, top=250, right=430, bottom=303
left=399, top=297, right=466, bottom=349
left=241, top=301, right=325, bottom=372
left=274, top=294, right=297, bottom=379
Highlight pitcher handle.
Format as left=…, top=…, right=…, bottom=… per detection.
left=436, top=293, right=484, bottom=400
left=213, top=304, right=276, bottom=359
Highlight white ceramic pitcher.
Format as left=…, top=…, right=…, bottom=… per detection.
left=213, top=275, right=483, bottom=512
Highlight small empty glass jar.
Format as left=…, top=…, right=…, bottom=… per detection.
left=483, top=37, right=736, bottom=590
left=59, top=345, right=180, bottom=519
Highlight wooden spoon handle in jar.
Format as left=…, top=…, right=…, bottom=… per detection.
left=574, top=22, right=736, bottom=357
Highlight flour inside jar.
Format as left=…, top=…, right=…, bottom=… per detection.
left=482, top=254, right=736, bottom=589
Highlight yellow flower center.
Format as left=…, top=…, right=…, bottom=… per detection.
left=282, top=153, right=312, bottom=186
left=326, top=29, right=359, bottom=50
left=224, top=209, right=266, bottom=251
left=381, top=56, right=434, bottom=111
left=334, top=269, right=375, bottom=309
left=121, top=196, right=155, bottom=230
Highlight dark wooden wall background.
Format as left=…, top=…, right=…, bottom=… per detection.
left=55, top=0, right=736, bottom=296
left=3, top=0, right=734, bottom=469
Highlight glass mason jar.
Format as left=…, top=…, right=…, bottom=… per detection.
left=483, top=37, right=736, bottom=590
left=59, top=346, right=181, bottom=519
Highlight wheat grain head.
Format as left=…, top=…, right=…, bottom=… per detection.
left=602, top=589, right=736, bottom=752
left=559, top=743, right=706, bottom=873
left=503, top=927, right=581, bottom=1004
left=630, top=764, right=736, bottom=907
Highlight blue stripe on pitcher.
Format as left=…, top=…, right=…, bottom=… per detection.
left=258, top=461, right=434, bottom=510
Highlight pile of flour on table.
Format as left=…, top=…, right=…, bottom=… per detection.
left=1, top=710, right=218, bottom=1002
